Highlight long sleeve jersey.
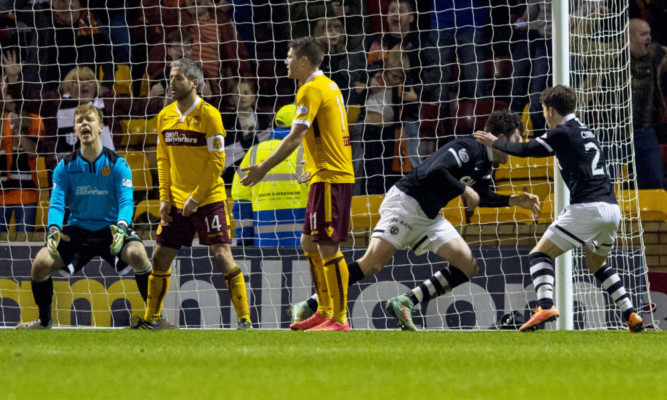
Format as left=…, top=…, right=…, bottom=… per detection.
left=492, top=114, right=616, bottom=205
left=395, top=136, right=510, bottom=219
left=156, top=96, right=227, bottom=208
left=48, top=147, right=134, bottom=231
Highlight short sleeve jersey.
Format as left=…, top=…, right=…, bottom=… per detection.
left=157, top=97, right=227, bottom=208
left=293, top=71, right=354, bottom=184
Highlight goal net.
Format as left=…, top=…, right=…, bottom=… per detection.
left=0, top=0, right=657, bottom=330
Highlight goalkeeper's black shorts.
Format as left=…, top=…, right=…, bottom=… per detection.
left=55, top=225, right=142, bottom=277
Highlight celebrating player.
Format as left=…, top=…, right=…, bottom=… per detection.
left=131, top=58, right=252, bottom=330
left=290, top=110, right=541, bottom=330
left=15, top=105, right=160, bottom=329
left=474, top=85, right=644, bottom=332
left=241, top=37, right=355, bottom=331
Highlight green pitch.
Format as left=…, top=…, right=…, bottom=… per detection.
left=1, top=330, right=665, bottom=400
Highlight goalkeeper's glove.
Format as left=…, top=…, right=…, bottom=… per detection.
left=46, top=226, right=61, bottom=260
left=109, top=221, right=128, bottom=255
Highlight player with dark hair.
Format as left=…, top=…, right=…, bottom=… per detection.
left=289, top=109, right=541, bottom=330
left=131, top=58, right=252, bottom=330
left=241, top=37, right=355, bottom=331
left=15, top=105, right=158, bottom=329
left=474, top=85, right=645, bottom=332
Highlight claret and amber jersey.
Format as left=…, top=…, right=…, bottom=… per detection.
left=293, top=71, right=354, bottom=184
left=156, top=96, right=227, bottom=208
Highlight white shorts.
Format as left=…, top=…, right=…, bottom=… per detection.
left=544, top=202, right=621, bottom=256
left=371, top=187, right=461, bottom=255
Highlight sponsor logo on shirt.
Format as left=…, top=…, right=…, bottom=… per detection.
left=75, top=185, right=110, bottom=196
left=296, top=105, right=309, bottom=115
left=458, top=148, right=469, bottom=163
left=122, top=178, right=132, bottom=187
left=163, top=130, right=205, bottom=146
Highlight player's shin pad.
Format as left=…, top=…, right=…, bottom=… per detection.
left=323, top=253, right=349, bottom=325
left=144, top=268, right=171, bottom=322
left=306, top=252, right=332, bottom=318
left=225, top=266, right=250, bottom=322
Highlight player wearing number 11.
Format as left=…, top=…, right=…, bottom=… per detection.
left=131, top=58, right=251, bottom=330
left=241, top=37, right=355, bottom=331
left=474, top=85, right=644, bottom=332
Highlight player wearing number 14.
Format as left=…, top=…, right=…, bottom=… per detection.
left=131, top=58, right=251, bottom=330
left=474, top=85, right=644, bottom=332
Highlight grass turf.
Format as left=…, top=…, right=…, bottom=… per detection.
left=1, top=330, right=665, bottom=400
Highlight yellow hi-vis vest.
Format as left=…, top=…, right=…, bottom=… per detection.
left=232, top=138, right=309, bottom=247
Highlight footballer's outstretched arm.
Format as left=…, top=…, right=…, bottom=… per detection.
left=474, top=130, right=553, bottom=158
left=240, top=123, right=307, bottom=186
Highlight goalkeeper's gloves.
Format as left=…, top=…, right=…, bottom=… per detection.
left=109, top=221, right=128, bottom=255
left=46, top=226, right=61, bottom=260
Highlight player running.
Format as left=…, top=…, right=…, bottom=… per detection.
left=289, top=109, right=540, bottom=330
left=474, top=85, right=644, bottom=332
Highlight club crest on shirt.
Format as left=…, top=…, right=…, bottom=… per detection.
left=193, top=115, right=201, bottom=126
left=458, top=148, right=469, bottom=163
left=213, top=137, right=223, bottom=150
left=101, top=166, right=111, bottom=177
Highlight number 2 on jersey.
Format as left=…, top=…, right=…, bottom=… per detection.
left=584, top=142, right=605, bottom=176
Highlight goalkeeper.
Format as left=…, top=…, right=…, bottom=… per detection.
left=15, top=105, right=161, bottom=329
left=290, top=109, right=541, bottom=329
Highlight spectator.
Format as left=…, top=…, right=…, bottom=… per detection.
left=221, top=78, right=267, bottom=189
left=232, top=104, right=309, bottom=247
left=141, top=0, right=252, bottom=102
left=289, top=1, right=366, bottom=50
left=6, top=64, right=162, bottom=172
left=313, top=16, right=366, bottom=104
left=18, top=0, right=115, bottom=95
left=430, top=0, right=490, bottom=100
left=509, top=0, right=552, bottom=137
left=629, top=18, right=665, bottom=189
left=147, top=30, right=195, bottom=99
left=352, top=50, right=410, bottom=195
left=355, top=0, right=440, bottom=191
left=88, top=0, right=137, bottom=65
left=0, top=86, right=44, bottom=232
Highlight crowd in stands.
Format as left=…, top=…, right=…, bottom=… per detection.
left=0, top=0, right=666, bottom=234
